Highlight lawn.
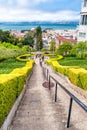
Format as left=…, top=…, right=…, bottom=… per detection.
left=58, top=57, right=87, bottom=70
left=0, top=58, right=26, bottom=74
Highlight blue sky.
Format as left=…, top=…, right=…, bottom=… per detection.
left=0, top=0, right=82, bottom=22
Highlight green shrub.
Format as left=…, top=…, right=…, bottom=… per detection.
left=46, top=54, right=87, bottom=91
left=1, top=42, right=19, bottom=49
left=57, top=65, right=67, bottom=75
left=79, top=71, right=87, bottom=90
left=0, top=44, right=29, bottom=61
left=51, top=61, right=60, bottom=71
left=0, top=74, right=18, bottom=125
left=45, top=59, right=52, bottom=65
left=0, top=60, right=34, bottom=126
left=11, top=68, right=31, bottom=96
left=11, top=67, right=31, bottom=78
left=16, top=54, right=35, bottom=62
left=66, top=68, right=86, bottom=86
left=25, top=60, right=35, bottom=68
left=22, top=45, right=29, bottom=51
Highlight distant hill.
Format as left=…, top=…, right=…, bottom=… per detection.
left=0, top=21, right=79, bottom=25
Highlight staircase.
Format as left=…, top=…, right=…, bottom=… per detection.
left=8, top=58, right=87, bottom=130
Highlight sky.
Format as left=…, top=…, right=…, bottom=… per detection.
left=0, top=0, right=82, bottom=22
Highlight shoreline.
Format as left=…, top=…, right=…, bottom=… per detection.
left=0, top=22, right=78, bottom=31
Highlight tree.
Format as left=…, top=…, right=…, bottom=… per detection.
left=57, top=42, right=72, bottom=56
left=0, top=30, right=10, bottom=43
left=22, top=35, right=34, bottom=47
left=50, top=40, right=56, bottom=53
left=0, top=30, right=20, bottom=45
left=22, top=31, right=35, bottom=47
left=9, top=34, right=20, bottom=45
left=70, top=42, right=87, bottom=59
left=36, top=26, right=43, bottom=50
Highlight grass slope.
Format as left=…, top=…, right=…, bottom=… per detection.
left=0, top=58, right=26, bottom=74
left=58, top=57, right=87, bottom=70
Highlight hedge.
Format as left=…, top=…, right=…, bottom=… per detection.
left=51, top=61, right=60, bottom=71
left=79, top=71, right=87, bottom=90
left=66, top=68, right=86, bottom=86
left=46, top=54, right=87, bottom=91
left=16, top=54, right=35, bottom=62
left=0, top=74, right=18, bottom=125
left=45, top=55, right=63, bottom=65
left=0, top=60, right=34, bottom=126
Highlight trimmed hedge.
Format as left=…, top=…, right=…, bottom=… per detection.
left=46, top=54, right=87, bottom=91
left=51, top=61, right=60, bottom=71
left=57, top=65, right=80, bottom=76
left=0, top=60, right=34, bottom=126
left=46, top=55, right=63, bottom=65
left=26, top=60, right=35, bottom=68
left=16, top=54, right=35, bottom=62
left=79, top=71, right=87, bottom=90
left=67, top=68, right=86, bottom=86
left=0, top=74, right=18, bottom=125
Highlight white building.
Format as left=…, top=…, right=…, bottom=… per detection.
left=78, top=0, right=87, bottom=42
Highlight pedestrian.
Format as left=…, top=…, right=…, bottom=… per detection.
left=42, top=55, right=44, bottom=62
left=39, top=58, right=42, bottom=67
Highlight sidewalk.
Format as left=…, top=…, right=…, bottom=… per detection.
left=9, top=59, right=87, bottom=130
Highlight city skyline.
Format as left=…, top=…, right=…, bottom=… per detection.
left=0, top=0, right=82, bottom=22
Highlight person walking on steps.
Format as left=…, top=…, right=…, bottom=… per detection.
left=39, top=58, right=42, bottom=67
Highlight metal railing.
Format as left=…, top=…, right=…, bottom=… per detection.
left=43, top=67, right=87, bottom=128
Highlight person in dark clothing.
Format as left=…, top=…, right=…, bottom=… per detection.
left=42, top=55, right=44, bottom=62
left=39, top=58, right=42, bottom=67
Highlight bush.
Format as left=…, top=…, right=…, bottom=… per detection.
left=70, top=42, right=87, bottom=59
left=17, top=43, right=23, bottom=48
left=66, top=68, right=85, bottom=86
left=0, top=43, right=30, bottom=61
left=76, top=51, right=87, bottom=59
left=11, top=67, right=31, bottom=79
left=56, top=42, right=72, bottom=56
left=22, top=45, right=30, bottom=51
left=46, top=54, right=87, bottom=91
left=0, top=74, right=18, bottom=125
left=51, top=61, right=60, bottom=71
left=16, top=54, right=35, bottom=62
left=79, top=71, right=87, bottom=90
left=25, top=60, right=35, bottom=68
left=0, top=60, right=34, bottom=126
left=1, top=42, right=19, bottom=49
left=57, top=65, right=68, bottom=75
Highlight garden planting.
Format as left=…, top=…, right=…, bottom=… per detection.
left=46, top=54, right=87, bottom=90
left=0, top=30, right=35, bottom=126
left=0, top=59, right=34, bottom=126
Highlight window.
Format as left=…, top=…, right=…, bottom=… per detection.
left=84, top=0, right=87, bottom=7
left=80, top=15, right=87, bottom=25
left=79, top=32, right=86, bottom=38
left=85, top=15, right=87, bottom=25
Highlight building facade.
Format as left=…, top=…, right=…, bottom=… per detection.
left=78, top=0, right=87, bottom=42
left=56, top=35, right=77, bottom=48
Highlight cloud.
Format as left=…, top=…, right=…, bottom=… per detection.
left=0, top=0, right=80, bottom=22
left=0, top=0, right=48, bottom=8
left=0, top=7, right=80, bottom=22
